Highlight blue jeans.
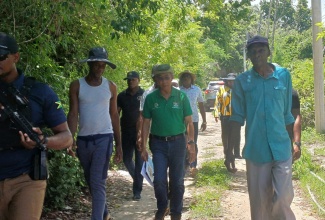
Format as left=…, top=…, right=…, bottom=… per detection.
left=122, top=129, right=143, bottom=196
left=149, top=135, right=186, bottom=216
left=77, top=133, right=113, bottom=220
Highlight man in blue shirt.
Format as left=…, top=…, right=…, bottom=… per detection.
left=228, top=36, right=296, bottom=219
left=0, top=32, right=72, bottom=219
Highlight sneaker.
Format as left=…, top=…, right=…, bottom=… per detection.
left=133, top=194, right=141, bottom=201
left=235, top=155, right=242, bottom=159
left=171, top=214, right=182, bottom=220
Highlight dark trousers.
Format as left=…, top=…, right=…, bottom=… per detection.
left=220, top=116, right=241, bottom=157
left=121, top=129, right=144, bottom=196
left=149, top=135, right=186, bottom=216
left=190, top=122, right=199, bottom=168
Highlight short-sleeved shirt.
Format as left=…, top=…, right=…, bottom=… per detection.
left=180, top=85, right=204, bottom=122
left=140, top=84, right=157, bottom=111
left=117, top=87, right=144, bottom=131
left=292, top=89, right=300, bottom=111
left=142, top=88, right=192, bottom=136
left=0, top=71, right=67, bottom=180
left=230, top=65, right=295, bottom=163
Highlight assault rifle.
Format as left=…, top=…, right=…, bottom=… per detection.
left=0, top=85, right=48, bottom=180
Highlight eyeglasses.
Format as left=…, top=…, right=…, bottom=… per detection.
left=157, top=76, right=171, bottom=81
left=0, top=54, right=9, bottom=61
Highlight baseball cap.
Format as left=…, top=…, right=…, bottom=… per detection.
left=246, top=35, right=269, bottom=49
left=80, top=47, right=116, bottom=69
left=124, top=71, right=140, bottom=80
left=0, top=32, right=19, bottom=55
left=152, top=64, right=174, bottom=77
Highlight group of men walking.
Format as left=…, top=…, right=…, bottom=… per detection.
left=0, top=31, right=301, bottom=220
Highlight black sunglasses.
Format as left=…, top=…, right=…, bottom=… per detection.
left=0, top=54, right=9, bottom=61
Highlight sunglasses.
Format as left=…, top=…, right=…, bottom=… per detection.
left=0, top=54, right=9, bottom=61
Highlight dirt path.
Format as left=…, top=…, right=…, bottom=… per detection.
left=109, top=113, right=320, bottom=220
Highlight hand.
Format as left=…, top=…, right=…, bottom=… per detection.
left=187, top=143, right=196, bottom=163
left=136, top=136, right=142, bottom=151
left=214, top=117, right=218, bottom=123
left=66, top=139, right=76, bottom=157
left=141, top=148, right=149, bottom=161
left=292, top=144, right=301, bottom=162
left=19, top=127, right=44, bottom=150
left=200, top=122, right=207, bottom=132
left=114, top=145, right=123, bottom=163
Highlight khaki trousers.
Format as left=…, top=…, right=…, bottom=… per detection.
left=246, top=157, right=295, bottom=220
left=0, top=174, right=46, bottom=220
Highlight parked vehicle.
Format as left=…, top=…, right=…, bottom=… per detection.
left=203, top=80, right=224, bottom=111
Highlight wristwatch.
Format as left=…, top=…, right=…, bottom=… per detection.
left=187, top=140, right=195, bottom=145
left=202, top=122, right=207, bottom=125
left=294, top=142, right=301, bottom=148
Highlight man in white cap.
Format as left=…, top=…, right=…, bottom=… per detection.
left=213, top=73, right=241, bottom=161
left=67, top=47, right=122, bottom=220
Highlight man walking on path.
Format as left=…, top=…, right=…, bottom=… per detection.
left=67, top=47, right=122, bottom=220
left=179, top=70, right=206, bottom=174
left=117, top=71, right=145, bottom=201
left=213, top=73, right=241, bottom=159
left=141, top=64, right=196, bottom=220
left=228, top=36, right=296, bottom=219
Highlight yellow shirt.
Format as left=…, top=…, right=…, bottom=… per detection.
left=213, top=85, right=232, bottom=117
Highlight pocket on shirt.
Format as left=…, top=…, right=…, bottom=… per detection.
left=273, top=85, right=287, bottom=100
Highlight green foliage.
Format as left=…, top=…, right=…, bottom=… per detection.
left=190, top=159, right=232, bottom=218
left=294, top=0, right=312, bottom=32
left=45, top=150, right=85, bottom=209
left=293, top=128, right=325, bottom=218
left=290, top=60, right=315, bottom=129
left=195, top=159, right=232, bottom=188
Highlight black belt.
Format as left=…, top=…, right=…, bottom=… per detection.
left=150, top=133, right=184, bottom=142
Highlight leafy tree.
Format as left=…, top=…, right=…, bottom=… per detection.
left=294, top=0, right=312, bottom=32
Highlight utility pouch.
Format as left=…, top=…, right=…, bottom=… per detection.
left=30, top=149, right=48, bottom=180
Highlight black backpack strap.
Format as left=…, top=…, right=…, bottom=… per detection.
left=21, top=76, right=36, bottom=97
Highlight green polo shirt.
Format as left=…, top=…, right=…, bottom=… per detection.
left=143, top=88, right=192, bottom=136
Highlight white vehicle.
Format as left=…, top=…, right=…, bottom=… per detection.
left=203, top=80, right=224, bottom=111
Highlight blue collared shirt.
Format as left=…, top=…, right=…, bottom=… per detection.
left=180, top=84, right=204, bottom=122
left=230, top=66, right=295, bottom=163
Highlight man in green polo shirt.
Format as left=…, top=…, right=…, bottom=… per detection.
left=141, top=64, right=196, bottom=220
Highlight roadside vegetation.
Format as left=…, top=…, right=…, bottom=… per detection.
left=190, top=159, right=233, bottom=218
left=293, top=128, right=325, bottom=219
left=1, top=0, right=325, bottom=215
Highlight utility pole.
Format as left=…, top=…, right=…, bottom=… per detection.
left=311, top=0, right=325, bottom=132
left=266, top=0, right=273, bottom=38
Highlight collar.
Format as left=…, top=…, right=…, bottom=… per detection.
left=125, top=87, right=142, bottom=95
left=0, top=68, right=25, bottom=89
left=180, top=84, right=194, bottom=90
left=158, top=87, right=177, bottom=98
left=250, top=67, right=278, bottom=80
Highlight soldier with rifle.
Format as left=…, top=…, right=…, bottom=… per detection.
left=0, top=32, right=72, bottom=220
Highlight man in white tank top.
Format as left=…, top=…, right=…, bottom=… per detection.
left=67, top=47, right=122, bottom=220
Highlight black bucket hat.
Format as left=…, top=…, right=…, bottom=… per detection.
left=80, top=47, right=116, bottom=69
